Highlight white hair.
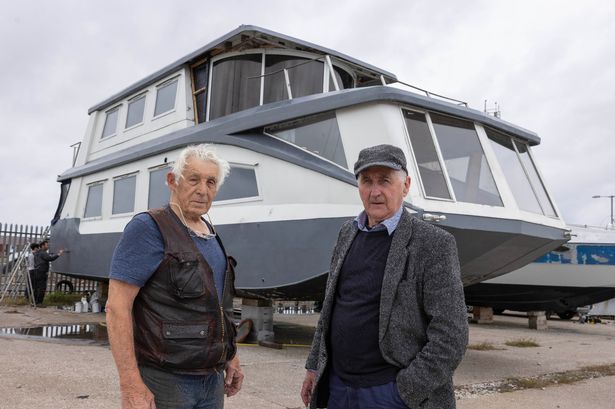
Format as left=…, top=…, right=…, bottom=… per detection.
left=171, top=144, right=230, bottom=187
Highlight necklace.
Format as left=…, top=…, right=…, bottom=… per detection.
left=169, top=202, right=217, bottom=240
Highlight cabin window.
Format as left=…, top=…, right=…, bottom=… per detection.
left=101, top=107, right=119, bottom=139
left=431, top=113, right=503, bottom=206
left=486, top=128, right=543, bottom=214
left=329, top=66, right=354, bottom=91
left=126, top=94, right=146, bottom=128
left=265, top=113, right=348, bottom=168
left=514, top=141, right=557, bottom=217
left=112, top=174, right=137, bottom=214
left=148, top=166, right=170, bottom=209
left=263, top=56, right=324, bottom=103
left=84, top=183, right=103, bottom=218
left=209, top=54, right=262, bottom=120
left=154, top=79, right=178, bottom=117
left=191, top=61, right=209, bottom=124
left=402, top=109, right=451, bottom=200
left=215, top=165, right=259, bottom=202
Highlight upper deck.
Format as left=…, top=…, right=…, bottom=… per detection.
left=72, top=25, right=539, bottom=168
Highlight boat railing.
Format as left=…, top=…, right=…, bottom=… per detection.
left=385, top=77, right=469, bottom=107
left=70, top=142, right=81, bottom=167
left=246, top=54, right=469, bottom=108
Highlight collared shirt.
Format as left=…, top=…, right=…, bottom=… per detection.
left=354, top=206, right=404, bottom=235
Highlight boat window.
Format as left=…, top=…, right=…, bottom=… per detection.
left=101, top=107, right=119, bottom=139
left=402, top=109, right=451, bottom=199
left=84, top=183, right=103, bottom=218
left=148, top=166, right=171, bottom=209
left=263, top=56, right=324, bottom=104
left=486, top=128, right=543, bottom=214
left=191, top=61, right=208, bottom=124
left=265, top=113, right=348, bottom=168
left=126, top=94, right=146, bottom=128
left=515, top=141, right=558, bottom=217
left=215, top=166, right=259, bottom=202
left=209, top=54, right=262, bottom=120
left=112, top=174, right=137, bottom=214
left=154, top=79, right=178, bottom=117
left=329, top=66, right=354, bottom=91
left=431, top=113, right=503, bottom=206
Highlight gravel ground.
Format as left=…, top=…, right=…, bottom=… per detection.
left=1, top=305, right=615, bottom=408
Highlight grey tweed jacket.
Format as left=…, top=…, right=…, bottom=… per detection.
left=305, top=210, right=468, bottom=409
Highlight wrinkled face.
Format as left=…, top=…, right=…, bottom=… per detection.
left=167, top=158, right=219, bottom=219
left=358, top=166, right=411, bottom=227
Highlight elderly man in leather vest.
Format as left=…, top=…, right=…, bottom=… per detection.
left=106, top=144, right=243, bottom=409
left=301, top=144, right=468, bottom=409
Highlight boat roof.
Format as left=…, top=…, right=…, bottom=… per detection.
left=88, top=25, right=398, bottom=114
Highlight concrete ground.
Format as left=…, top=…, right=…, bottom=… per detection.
left=1, top=305, right=615, bottom=408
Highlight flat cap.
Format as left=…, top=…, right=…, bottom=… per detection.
left=353, top=144, right=408, bottom=177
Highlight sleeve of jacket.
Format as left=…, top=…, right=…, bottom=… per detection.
left=40, top=252, right=60, bottom=262
left=396, top=232, right=469, bottom=407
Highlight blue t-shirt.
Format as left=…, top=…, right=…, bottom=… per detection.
left=109, top=213, right=227, bottom=301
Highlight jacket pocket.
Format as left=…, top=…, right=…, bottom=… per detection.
left=168, top=252, right=205, bottom=298
left=161, top=319, right=222, bottom=369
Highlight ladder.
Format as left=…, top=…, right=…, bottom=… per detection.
left=0, top=242, right=36, bottom=307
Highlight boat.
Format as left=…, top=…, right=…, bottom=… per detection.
left=49, top=25, right=569, bottom=300
left=464, top=224, right=615, bottom=318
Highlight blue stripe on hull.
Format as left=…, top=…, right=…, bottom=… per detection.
left=535, top=244, right=615, bottom=265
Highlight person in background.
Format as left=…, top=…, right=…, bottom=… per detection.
left=301, top=144, right=468, bottom=409
left=106, top=144, right=243, bottom=409
left=33, top=240, right=63, bottom=306
left=25, top=242, right=39, bottom=302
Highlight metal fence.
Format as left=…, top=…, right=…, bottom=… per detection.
left=0, top=222, right=98, bottom=296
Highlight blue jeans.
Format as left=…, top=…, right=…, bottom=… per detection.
left=328, top=371, right=409, bottom=409
left=140, top=366, right=224, bottom=409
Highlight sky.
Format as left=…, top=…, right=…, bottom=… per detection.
left=1, top=0, right=614, bottom=228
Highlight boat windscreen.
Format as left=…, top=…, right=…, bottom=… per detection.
left=430, top=113, right=503, bottom=207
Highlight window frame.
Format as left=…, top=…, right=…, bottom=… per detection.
left=124, top=92, right=147, bottom=130
left=153, top=77, right=179, bottom=119
left=263, top=111, right=349, bottom=170
left=190, top=59, right=209, bottom=124
left=111, top=172, right=138, bottom=216
left=484, top=126, right=558, bottom=218
left=212, top=162, right=262, bottom=205
left=83, top=180, right=106, bottom=220
left=400, top=106, right=455, bottom=202
left=101, top=106, right=121, bottom=139
left=147, top=164, right=172, bottom=210
left=427, top=111, right=503, bottom=207
left=205, top=49, right=355, bottom=122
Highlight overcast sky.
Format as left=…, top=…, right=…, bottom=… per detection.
left=1, top=0, right=614, bottom=229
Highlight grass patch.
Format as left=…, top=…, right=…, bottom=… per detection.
left=456, top=363, right=615, bottom=397
left=467, top=342, right=502, bottom=351
left=0, top=297, right=29, bottom=306
left=43, top=292, right=82, bottom=306
left=504, top=338, right=540, bottom=348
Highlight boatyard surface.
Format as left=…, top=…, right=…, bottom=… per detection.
left=1, top=306, right=615, bottom=408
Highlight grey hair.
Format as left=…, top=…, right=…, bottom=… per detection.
left=171, top=144, right=231, bottom=187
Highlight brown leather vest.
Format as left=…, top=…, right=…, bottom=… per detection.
left=132, top=206, right=237, bottom=374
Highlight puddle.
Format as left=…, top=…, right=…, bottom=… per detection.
left=0, top=323, right=108, bottom=345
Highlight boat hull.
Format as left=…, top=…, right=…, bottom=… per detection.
left=465, top=227, right=615, bottom=313
left=50, top=212, right=567, bottom=300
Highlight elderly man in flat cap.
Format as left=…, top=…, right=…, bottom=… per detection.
left=301, top=144, right=468, bottom=409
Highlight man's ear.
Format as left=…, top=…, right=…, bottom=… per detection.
left=403, top=175, right=411, bottom=196
left=166, top=172, right=176, bottom=189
